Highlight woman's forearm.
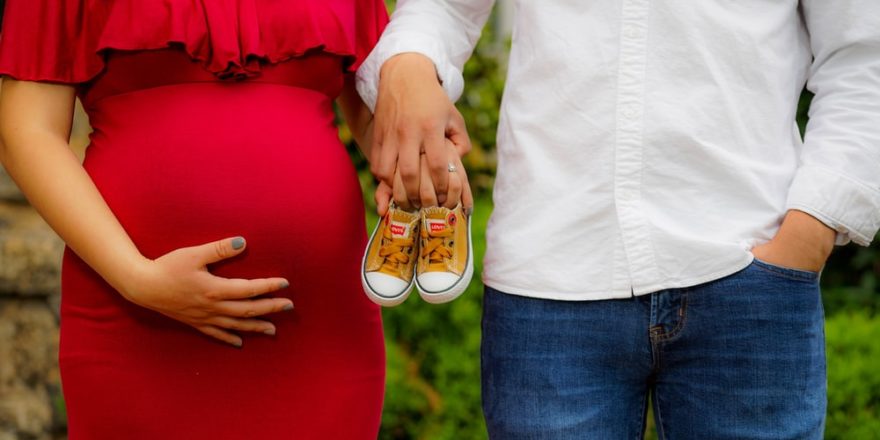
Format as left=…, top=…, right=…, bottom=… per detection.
left=338, top=74, right=374, bottom=158
left=0, top=80, right=149, bottom=298
left=0, top=79, right=293, bottom=346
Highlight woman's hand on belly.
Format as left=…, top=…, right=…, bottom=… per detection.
left=122, top=236, right=293, bottom=348
left=0, top=80, right=288, bottom=348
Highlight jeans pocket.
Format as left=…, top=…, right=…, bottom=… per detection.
left=751, top=257, right=820, bottom=282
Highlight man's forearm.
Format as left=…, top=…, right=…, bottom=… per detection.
left=356, top=0, right=496, bottom=111
left=788, top=0, right=880, bottom=246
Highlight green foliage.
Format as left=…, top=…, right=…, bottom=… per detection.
left=370, top=199, right=491, bottom=439
left=822, top=243, right=880, bottom=316
left=797, top=90, right=814, bottom=137
left=381, top=340, right=438, bottom=438
left=825, top=312, right=880, bottom=439
left=337, top=8, right=504, bottom=436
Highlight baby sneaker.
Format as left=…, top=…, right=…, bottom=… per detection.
left=361, top=205, right=420, bottom=306
left=416, top=204, right=474, bottom=303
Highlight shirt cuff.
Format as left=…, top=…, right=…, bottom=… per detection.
left=786, top=165, right=880, bottom=246
left=356, top=31, right=464, bottom=113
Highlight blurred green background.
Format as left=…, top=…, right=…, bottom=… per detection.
left=340, top=2, right=880, bottom=439
left=4, top=1, right=876, bottom=438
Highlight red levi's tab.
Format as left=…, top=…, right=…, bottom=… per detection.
left=428, top=219, right=448, bottom=234
left=389, top=221, right=412, bottom=238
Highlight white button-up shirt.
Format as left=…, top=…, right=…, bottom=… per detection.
left=357, top=0, right=880, bottom=300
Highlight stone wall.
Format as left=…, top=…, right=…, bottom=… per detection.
left=0, top=86, right=87, bottom=440
left=0, top=168, right=65, bottom=440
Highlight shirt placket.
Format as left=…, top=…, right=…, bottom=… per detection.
left=613, top=0, right=660, bottom=293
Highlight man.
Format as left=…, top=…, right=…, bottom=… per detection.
left=357, top=1, right=880, bottom=438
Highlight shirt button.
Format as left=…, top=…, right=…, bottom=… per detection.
left=624, top=25, right=641, bottom=39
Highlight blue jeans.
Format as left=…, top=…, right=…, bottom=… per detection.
left=481, top=260, right=826, bottom=439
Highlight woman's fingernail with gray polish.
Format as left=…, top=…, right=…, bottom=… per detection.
left=233, top=340, right=243, bottom=348
left=231, top=237, right=245, bottom=250
left=280, top=281, right=290, bottom=289
left=264, top=328, right=276, bottom=336
left=283, top=303, right=294, bottom=311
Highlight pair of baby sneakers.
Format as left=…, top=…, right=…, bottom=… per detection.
left=361, top=203, right=473, bottom=306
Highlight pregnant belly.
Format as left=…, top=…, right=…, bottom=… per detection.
left=82, top=82, right=365, bottom=277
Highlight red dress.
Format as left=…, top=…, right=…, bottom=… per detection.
left=0, top=1, right=388, bottom=438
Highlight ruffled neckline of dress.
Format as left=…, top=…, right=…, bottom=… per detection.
left=0, top=0, right=388, bottom=83
left=98, top=0, right=360, bottom=80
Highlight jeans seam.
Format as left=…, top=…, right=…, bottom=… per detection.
left=635, top=390, right=648, bottom=440
left=650, top=338, right=661, bottom=372
left=653, top=392, right=668, bottom=440
left=654, top=292, right=688, bottom=343
left=751, top=260, right=818, bottom=282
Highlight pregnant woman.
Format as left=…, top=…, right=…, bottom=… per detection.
left=0, top=0, right=387, bottom=438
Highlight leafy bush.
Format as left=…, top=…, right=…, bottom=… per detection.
left=825, top=312, right=880, bottom=439
left=822, top=242, right=880, bottom=316
left=370, top=200, right=490, bottom=439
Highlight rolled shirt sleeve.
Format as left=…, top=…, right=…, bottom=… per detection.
left=787, top=0, right=880, bottom=246
left=355, top=0, right=496, bottom=112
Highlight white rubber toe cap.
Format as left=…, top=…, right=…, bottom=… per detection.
left=364, top=272, right=410, bottom=298
left=416, top=272, right=461, bottom=293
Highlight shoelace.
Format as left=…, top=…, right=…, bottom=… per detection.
left=379, top=227, right=415, bottom=273
left=422, top=228, right=454, bottom=269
